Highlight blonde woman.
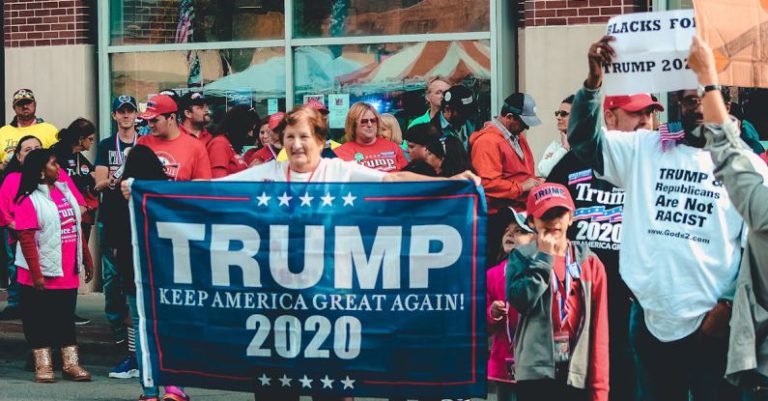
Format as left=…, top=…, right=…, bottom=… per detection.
left=334, top=102, right=407, bottom=172
left=379, top=113, right=403, bottom=145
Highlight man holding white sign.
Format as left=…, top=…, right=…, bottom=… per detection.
left=568, top=32, right=742, bottom=401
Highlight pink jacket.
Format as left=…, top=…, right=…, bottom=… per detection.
left=487, top=260, right=519, bottom=383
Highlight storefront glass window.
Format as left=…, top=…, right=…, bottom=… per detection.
left=293, top=0, right=490, bottom=38
left=110, top=47, right=286, bottom=120
left=292, top=40, right=492, bottom=140
left=109, top=0, right=285, bottom=45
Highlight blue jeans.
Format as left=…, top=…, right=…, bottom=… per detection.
left=3, top=228, right=19, bottom=308
left=629, top=301, right=738, bottom=401
left=128, top=295, right=184, bottom=398
left=100, top=223, right=127, bottom=339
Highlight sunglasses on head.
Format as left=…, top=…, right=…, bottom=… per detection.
left=360, top=118, right=378, bottom=125
left=14, top=89, right=33, bottom=100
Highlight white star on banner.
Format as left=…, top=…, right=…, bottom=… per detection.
left=278, top=192, right=292, bottom=207
left=320, top=193, right=335, bottom=207
left=341, top=375, right=355, bottom=389
left=257, top=373, right=271, bottom=386
left=299, top=375, right=313, bottom=388
left=256, top=192, right=271, bottom=206
left=342, top=192, right=357, bottom=206
left=299, top=192, right=314, bottom=207
left=320, top=375, right=334, bottom=389
left=278, top=374, right=292, bottom=387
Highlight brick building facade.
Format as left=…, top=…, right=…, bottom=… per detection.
left=3, top=0, right=94, bottom=48
left=521, top=0, right=652, bottom=27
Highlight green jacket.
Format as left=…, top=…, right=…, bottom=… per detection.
left=704, top=119, right=768, bottom=385
left=407, top=109, right=432, bottom=129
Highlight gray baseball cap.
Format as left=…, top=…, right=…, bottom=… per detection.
left=502, top=93, right=541, bottom=128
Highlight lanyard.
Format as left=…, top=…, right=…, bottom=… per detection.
left=551, top=242, right=580, bottom=329
left=267, top=144, right=278, bottom=161
left=115, top=132, right=137, bottom=165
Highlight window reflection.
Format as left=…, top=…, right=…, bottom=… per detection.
left=293, top=40, right=491, bottom=140
left=110, top=0, right=284, bottom=45
left=111, top=47, right=286, bottom=119
left=293, top=0, right=490, bottom=38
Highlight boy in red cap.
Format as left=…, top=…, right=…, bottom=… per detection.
left=137, top=94, right=212, bottom=181
left=506, top=183, right=609, bottom=401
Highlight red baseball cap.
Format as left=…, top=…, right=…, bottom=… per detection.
left=526, top=183, right=575, bottom=219
left=140, top=95, right=178, bottom=120
left=603, top=93, right=664, bottom=112
left=268, top=112, right=286, bottom=131
left=305, top=99, right=329, bottom=115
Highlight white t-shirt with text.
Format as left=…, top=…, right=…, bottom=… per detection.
left=599, top=128, right=743, bottom=342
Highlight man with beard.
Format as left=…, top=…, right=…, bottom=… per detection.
left=567, top=35, right=742, bottom=401
left=178, top=91, right=212, bottom=146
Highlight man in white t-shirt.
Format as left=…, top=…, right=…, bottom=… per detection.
left=567, top=36, right=742, bottom=401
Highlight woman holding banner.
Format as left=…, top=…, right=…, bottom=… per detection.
left=219, top=106, right=478, bottom=401
left=121, top=106, right=479, bottom=401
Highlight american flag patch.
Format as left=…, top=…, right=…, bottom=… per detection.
left=568, top=169, right=593, bottom=185
left=574, top=205, right=623, bottom=222
left=660, top=121, right=685, bottom=151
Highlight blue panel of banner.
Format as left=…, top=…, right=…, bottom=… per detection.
left=129, top=180, right=487, bottom=398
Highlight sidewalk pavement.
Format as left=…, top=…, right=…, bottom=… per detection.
left=0, top=291, right=123, bottom=367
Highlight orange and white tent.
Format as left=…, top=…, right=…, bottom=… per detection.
left=339, top=41, right=491, bottom=87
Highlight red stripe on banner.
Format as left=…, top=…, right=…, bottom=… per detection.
left=471, top=194, right=477, bottom=384
left=141, top=193, right=251, bottom=379
left=365, top=379, right=478, bottom=385
left=364, top=194, right=475, bottom=201
left=141, top=195, right=164, bottom=368
left=145, top=194, right=251, bottom=201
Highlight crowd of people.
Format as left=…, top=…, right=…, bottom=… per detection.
left=0, top=32, right=767, bottom=401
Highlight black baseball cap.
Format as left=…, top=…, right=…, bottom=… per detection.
left=441, top=85, right=475, bottom=113
left=404, top=123, right=440, bottom=146
left=180, top=91, right=207, bottom=110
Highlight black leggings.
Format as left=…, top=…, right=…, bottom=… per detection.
left=20, top=285, right=77, bottom=349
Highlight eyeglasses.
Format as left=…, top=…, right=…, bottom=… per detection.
left=554, top=110, right=570, bottom=118
left=680, top=96, right=702, bottom=109
left=359, top=118, right=378, bottom=126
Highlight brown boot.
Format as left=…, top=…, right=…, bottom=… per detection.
left=32, top=348, right=55, bottom=383
left=60, top=345, right=91, bottom=381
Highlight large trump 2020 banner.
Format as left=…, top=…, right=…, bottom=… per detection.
left=129, top=180, right=487, bottom=398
